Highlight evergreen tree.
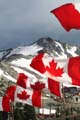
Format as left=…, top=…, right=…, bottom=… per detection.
left=24, top=104, right=37, bottom=120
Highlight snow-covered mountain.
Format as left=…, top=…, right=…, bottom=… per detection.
left=0, top=37, right=80, bottom=95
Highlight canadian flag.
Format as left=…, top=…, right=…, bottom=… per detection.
left=40, top=77, right=62, bottom=97
left=30, top=53, right=67, bottom=81
left=0, top=96, right=11, bottom=112
left=30, top=53, right=46, bottom=74
left=14, top=86, right=42, bottom=107
left=68, top=56, right=80, bottom=86
left=30, top=53, right=80, bottom=86
left=17, top=72, right=62, bottom=97
left=50, top=2, right=80, bottom=31
left=17, top=73, right=37, bottom=89
left=48, top=78, right=62, bottom=97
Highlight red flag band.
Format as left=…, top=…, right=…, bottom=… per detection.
left=51, top=3, right=80, bottom=31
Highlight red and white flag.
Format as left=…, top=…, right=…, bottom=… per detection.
left=14, top=86, right=42, bottom=107
left=48, top=78, right=62, bottom=97
left=30, top=81, right=45, bottom=91
left=30, top=52, right=66, bottom=81
left=40, top=77, right=62, bottom=97
left=0, top=96, right=11, bottom=112
left=17, top=72, right=62, bottom=97
left=6, top=85, right=16, bottom=101
left=68, top=56, right=80, bottom=86
left=30, top=53, right=80, bottom=86
left=30, top=53, right=46, bottom=74
left=51, top=2, right=80, bottom=31
left=17, top=73, right=37, bottom=89
left=56, top=55, right=80, bottom=86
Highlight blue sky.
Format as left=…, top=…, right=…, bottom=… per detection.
left=0, top=0, right=80, bottom=50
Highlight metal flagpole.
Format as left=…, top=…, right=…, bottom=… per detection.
left=61, top=83, right=66, bottom=120
left=11, top=101, right=14, bottom=120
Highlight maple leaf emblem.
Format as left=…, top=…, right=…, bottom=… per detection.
left=30, top=81, right=45, bottom=91
left=17, top=90, right=30, bottom=100
left=46, top=60, right=64, bottom=77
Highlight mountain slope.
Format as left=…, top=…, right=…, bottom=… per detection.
left=0, top=37, right=80, bottom=96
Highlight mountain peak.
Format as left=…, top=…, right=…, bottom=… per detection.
left=37, top=37, right=53, bottom=44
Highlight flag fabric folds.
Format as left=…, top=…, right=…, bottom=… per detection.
left=30, top=52, right=64, bottom=77
left=14, top=86, right=42, bottom=107
left=17, top=72, right=62, bottom=97
left=51, top=3, right=80, bottom=31
left=30, top=53, right=46, bottom=73
left=3, top=53, right=80, bottom=110
left=17, top=73, right=28, bottom=89
left=6, top=85, right=16, bottom=101
left=0, top=96, right=11, bottom=112
left=37, top=77, right=62, bottom=97
left=17, top=73, right=37, bottom=89
left=48, top=78, right=62, bottom=97
left=68, top=56, right=80, bottom=86
left=30, top=53, right=67, bottom=81
left=1, top=2, right=80, bottom=112
left=30, top=53, right=80, bottom=87
left=30, top=81, right=45, bottom=91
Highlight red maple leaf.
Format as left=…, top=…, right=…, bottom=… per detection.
left=30, top=81, right=45, bottom=91
left=46, top=60, right=64, bottom=77
left=17, top=90, right=30, bottom=100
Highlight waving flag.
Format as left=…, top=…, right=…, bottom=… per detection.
left=48, top=78, right=62, bottom=97
left=17, top=90, right=30, bottom=100
left=6, top=85, right=16, bottom=101
left=30, top=81, right=45, bottom=91
left=17, top=73, right=37, bottom=89
left=30, top=53, right=80, bottom=86
left=46, top=59, right=64, bottom=77
left=0, top=96, right=11, bottom=112
left=40, top=77, right=62, bottom=97
left=30, top=53, right=46, bottom=73
left=51, top=3, right=80, bottom=31
left=17, top=73, right=28, bottom=89
left=14, top=86, right=41, bottom=107
left=68, top=56, right=80, bottom=86
left=30, top=53, right=66, bottom=79
left=17, top=72, right=62, bottom=97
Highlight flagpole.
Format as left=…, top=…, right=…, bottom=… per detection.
left=42, top=92, right=44, bottom=117
left=61, top=83, right=66, bottom=120
left=42, top=93, right=44, bottom=114
left=11, top=101, right=14, bottom=120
